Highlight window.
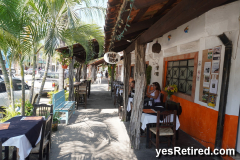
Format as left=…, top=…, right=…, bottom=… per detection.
left=13, top=80, right=29, bottom=90
left=0, top=83, right=6, bottom=93
left=13, top=80, right=22, bottom=90
left=166, top=59, right=194, bottom=95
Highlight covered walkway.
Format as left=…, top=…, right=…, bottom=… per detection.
left=49, top=78, right=216, bottom=160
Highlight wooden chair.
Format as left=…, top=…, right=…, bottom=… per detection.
left=149, top=110, right=177, bottom=149
left=0, top=144, right=10, bottom=160
left=165, top=100, right=181, bottom=140
left=26, top=114, right=53, bottom=160
left=165, top=100, right=182, bottom=116
left=78, top=85, right=87, bottom=109
left=32, top=104, right=53, bottom=117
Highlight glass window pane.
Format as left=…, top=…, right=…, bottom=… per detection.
left=172, top=68, right=179, bottom=79
left=178, top=80, right=186, bottom=93
left=166, top=78, right=172, bottom=86
left=179, top=67, right=187, bottom=79
left=187, top=67, right=194, bottom=80
left=188, top=59, right=194, bottom=66
left=186, top=81, right=193, bottom=95
left=167, top=68, right=172, bottom=78
left=168, top=61, right=173, bottom=67
left=172, top=79, right=178, bottom=88
left=173, top=61, right=179, bottom=66
left=180, top=61, right=187, bottom=66
left=0, top=83, right=6, bottom=93
left=13, top=80, right=22, bottom=91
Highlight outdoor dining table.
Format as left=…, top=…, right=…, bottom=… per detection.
left=141, top=107, right=180, bottom=148
left=0, top=116, right=44, bottom=160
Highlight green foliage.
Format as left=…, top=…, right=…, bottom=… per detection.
left=57, top=51, right=71, bottom=66
left=25, top=100, right=34, bottom=116
left=108, top=65, right=116, bottom=80
left=53, top=112, right=61, bottom=123
left=0, top=99, right=33, bottom=122
left=0, top=107, right=20, bottom=123
left=146, top=65, right=152, bottom=85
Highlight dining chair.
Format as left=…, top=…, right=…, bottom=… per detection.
left=0, top=143, right=9, bottom=160
left=149, top=110, right=177, bottom=149
left=165, top=100, right=182, bottom=116
left=165, top=100, right=181, bottom=140
left=32, top=104, right=53, bottom=117
left=26, top=114, right=53, bottom=160
left=78, top=85, right=87, bottom=109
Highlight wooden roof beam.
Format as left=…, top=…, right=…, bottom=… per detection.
left=125, top=0, right=230, bottom=53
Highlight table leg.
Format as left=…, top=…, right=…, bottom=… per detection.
left=146, top=124, right=150, bottom=148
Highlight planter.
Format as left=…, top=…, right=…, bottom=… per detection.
left=62, top=65, right=68, bottom=69
left=52, top=121, right=58, bottom=132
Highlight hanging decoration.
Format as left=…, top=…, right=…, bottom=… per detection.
left=152, top=40, right=161, bottom=53
left=109, top=0, right=135, bottom=51
left=184, top=26, right=189, bottom=33
left=168, top=35, right=171, bottom=41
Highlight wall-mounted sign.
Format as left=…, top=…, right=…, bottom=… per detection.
left=104, top=52, right=120, bottom=64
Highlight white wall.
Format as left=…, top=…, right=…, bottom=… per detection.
left=141, top=0, right=240, bottom=116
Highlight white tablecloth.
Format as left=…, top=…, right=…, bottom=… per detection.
left=127, top=97, right=133, bottom=112
left=2, top=127, right=42, bottom=160
left=141, top=113, right=180, bottom=130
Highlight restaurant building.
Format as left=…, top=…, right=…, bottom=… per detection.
left=105, top=0, right=240, bottom=156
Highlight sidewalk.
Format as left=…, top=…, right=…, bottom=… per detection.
left=49, top=78, right=216, bottom=160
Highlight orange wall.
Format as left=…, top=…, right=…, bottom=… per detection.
left=163, top=93, right=238, bottom=151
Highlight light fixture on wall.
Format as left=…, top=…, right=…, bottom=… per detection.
left=152, top=40, right=161, bottom=53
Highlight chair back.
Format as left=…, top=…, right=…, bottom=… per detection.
left=39, top=114, right=52, bottom=153
left=160, top=93, right=164, bottom=103
left=79, top=86, right=87, bottom=91
left=33, top=104, right=53, bottom=117
left=165, top=100, right=182, bottom=116
left=156, top=110, right=177, bottom=135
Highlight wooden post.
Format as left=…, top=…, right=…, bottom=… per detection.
left=68, top=57, right=75, bottom=101
left=111, top=64, right=115, bottom=97
left=129, top=39, right=147, bottom=149
left=123, top=50, right=131, bottom=121
left=82, top=64, right=87, bottom=79
left=90, top=64, right=95, bottom=82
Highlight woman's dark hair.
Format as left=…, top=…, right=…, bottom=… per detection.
left=153, top=82, right=161, bottom=91
left=131, top=80, right=135, bottom=84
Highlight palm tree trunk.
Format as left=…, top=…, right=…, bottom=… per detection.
left=9, top=60, right=14, bottom=110
left=68, top=57, right=74, bottom=101
left=20, top=58, right=25, bottom=116
left=59, top=63, right=64, bottom=90
left=29, top=47, right=37, bottom=103
left=36, top=54, right=50, bottom=104
left=0, top=51, right=12, bottom=107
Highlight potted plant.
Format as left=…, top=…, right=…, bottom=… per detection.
left=164, top=84, right=178, bottom=100
left=52, top=112, right=61, bottom=132
left=58, top=51, right=70, bottom=69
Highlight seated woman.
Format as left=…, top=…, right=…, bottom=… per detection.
left=128, top=80, right=135, bottom=97
left=146, top=82, right=162, bottom=105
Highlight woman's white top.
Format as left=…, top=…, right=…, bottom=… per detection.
left=150, top=90, right=161, bottom=103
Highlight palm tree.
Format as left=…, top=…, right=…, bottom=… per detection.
left=26, top=0, right=105, bottom=103
left=0, top=0, right=32, bottom=115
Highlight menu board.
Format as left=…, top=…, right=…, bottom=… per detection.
left=199, top=46, right=222, bottom=107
